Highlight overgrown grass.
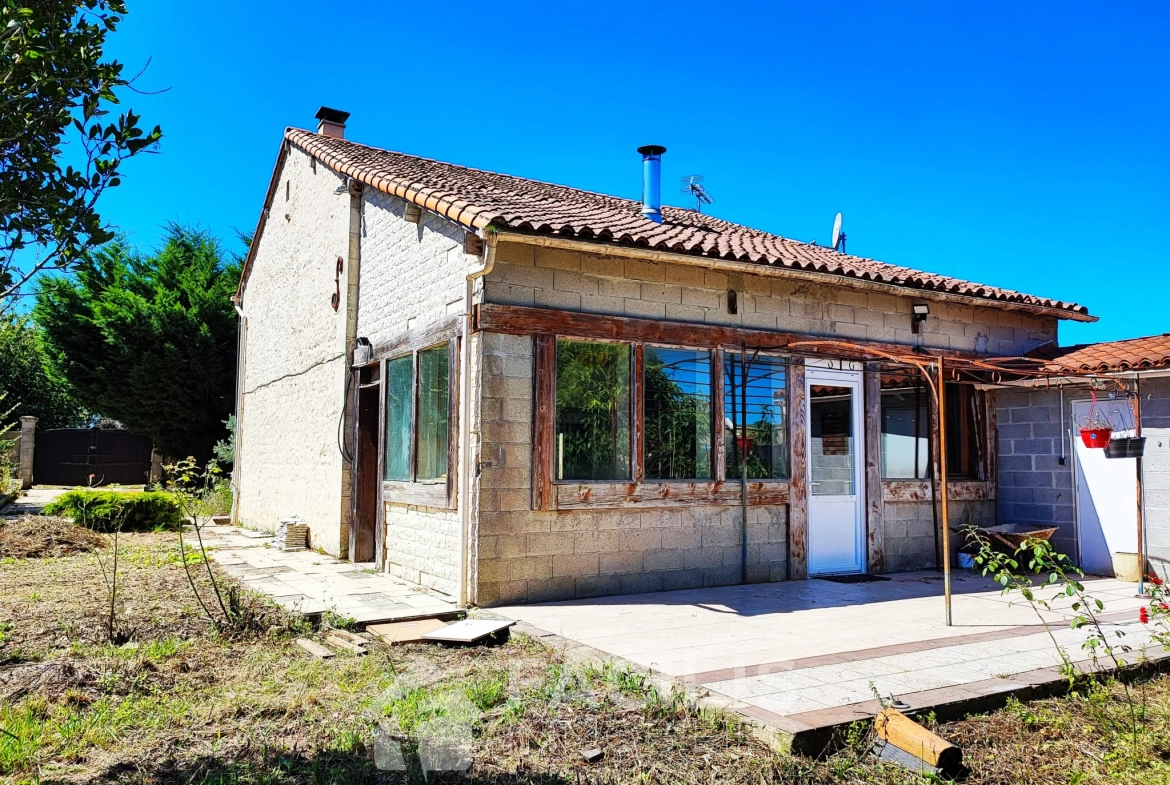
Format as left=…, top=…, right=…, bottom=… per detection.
left=4, top=533, right=1170, bottom=783
left=41, top=489, right=180, bottom=532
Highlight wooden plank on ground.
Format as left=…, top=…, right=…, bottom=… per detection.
left=325, top=634, right=368, bottom=655
left=874, top=708, right=961, bottom=772
left=327, top=629, right=369, bottom=647
left=295, top=638, right=335, bottom=659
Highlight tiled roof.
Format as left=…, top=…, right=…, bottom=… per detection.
left=279, top=128, right=1092, bottom=319
left=1037, top=334, right=1170, bottom=374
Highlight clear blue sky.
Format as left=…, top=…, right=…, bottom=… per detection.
left=100, top=0, right=1167, bottom=346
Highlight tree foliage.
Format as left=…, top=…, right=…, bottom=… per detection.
left=0, top=313, right=83, bottom=428
left=34, top=225, right=240, bottom=459
left=1, top=0, right=162, bottom=303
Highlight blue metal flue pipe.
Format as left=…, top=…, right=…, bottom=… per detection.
left=638, top=145, right=666, bottom=223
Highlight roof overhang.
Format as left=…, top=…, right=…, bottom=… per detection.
left=492, top=231, right=1098, bottom=323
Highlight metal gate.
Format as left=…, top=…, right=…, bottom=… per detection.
left=32, top=428, right=153, bottom=487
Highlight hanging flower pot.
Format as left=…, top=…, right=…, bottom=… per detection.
left=1105, top=437, right=1130, bottom=458
left=735, top=436, right=756, bottom=453
left=1079, top=391, right=1114, bottom=449
left=1080, top=427, right=1112, bottom=449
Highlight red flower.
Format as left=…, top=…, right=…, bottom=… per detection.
left=1150, top=574, right=1164, bottom=586
left=1160, top=603, right=1169, bottom=612
left=1140, top=607, right=1151, bottom=624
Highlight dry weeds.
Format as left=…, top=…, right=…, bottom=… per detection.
left=1, top=529, right=1170, bottom=784
left=0, top=516, right=106, bottom=559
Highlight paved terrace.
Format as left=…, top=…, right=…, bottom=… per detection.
left=203, top=524, right=458, bottom=624
left=497, top=571, right=1163, bottom=742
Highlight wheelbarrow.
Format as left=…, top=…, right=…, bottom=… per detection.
left=952, top=523, right=1059, bottom=554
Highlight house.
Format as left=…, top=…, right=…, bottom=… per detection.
left=232, top=107, right=1167, bottom=607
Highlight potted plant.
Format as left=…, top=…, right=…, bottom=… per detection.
left=1079, top=409, right=1113, bottom=448
left=1079, top=393, right=1113, bottom=449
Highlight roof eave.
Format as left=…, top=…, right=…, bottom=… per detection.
left=491, top=230, right=1098, bottom=324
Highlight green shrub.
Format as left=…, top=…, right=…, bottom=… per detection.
left=41, top=490, right=180, bottom=532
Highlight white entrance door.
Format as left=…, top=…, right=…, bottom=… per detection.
left=806, top=363, right=866, bottom=575
left=1072, top=398, right=1137, bottom=576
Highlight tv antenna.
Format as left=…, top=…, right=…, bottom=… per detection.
left=681, top=175, right=714, bottom=213
left=830, top=212, right=846, bottom=253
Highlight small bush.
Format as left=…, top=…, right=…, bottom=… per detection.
left=42, top=490, right=180, bottom=532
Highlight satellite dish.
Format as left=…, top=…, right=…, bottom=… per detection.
left=830, top=212, right=846, bottom=253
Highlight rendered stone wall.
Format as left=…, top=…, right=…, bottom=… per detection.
left=484, top=244, right=1058, bottom=356
left=473, top=331, right=788, bottom=607
left=236, top=147, right=352, bottom=555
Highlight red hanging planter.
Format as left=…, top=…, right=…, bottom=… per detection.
left=1080, top=428, right=1112, bottom=449
left=1078, top=389, right=1114, bottom=449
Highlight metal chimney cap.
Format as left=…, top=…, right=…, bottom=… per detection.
left=315, top=106, right=351, bottom=124
left=637, top=144, right=667, bottom=156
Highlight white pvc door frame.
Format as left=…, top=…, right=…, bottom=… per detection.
left=806, top=360, right=866, bottom=576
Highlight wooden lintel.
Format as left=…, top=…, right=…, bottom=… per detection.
left=373, top=314, right=462, bottom=359
left=464, top=233, right=484, bottom=256
left=473, top=303, right=985, bottom=362
left=552, top=481, right=789, bottom=511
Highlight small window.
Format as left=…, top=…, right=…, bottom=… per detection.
left=384, top=355, right=413, bottom=481
left=725, top=353, right=788, bottom=479
left=416, top=347, right=449, bottom=481
left=644, top=348, right=713, bottom=480
left=879, top=381, right=980, bottom=479
left=946, top=383, right=981, bottom=479
left=384, top=344, right=452, bottom=483
left=880, top=384, right=929, bottom=480
left=555, top=340, right=631, bottom=480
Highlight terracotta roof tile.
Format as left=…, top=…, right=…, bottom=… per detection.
left=1038, top=334, right=1170, bottom=374
left=283, top=128, right=1090, bottom=319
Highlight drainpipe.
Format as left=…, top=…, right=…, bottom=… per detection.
left=230, top=297, right=246, bottom=524
left=458, top=229, right=499, bottom=607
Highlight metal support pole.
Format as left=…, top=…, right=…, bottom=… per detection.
left=938, top=357, right=953, bottom=626
left=1134, top=377, right=1146, bottom=594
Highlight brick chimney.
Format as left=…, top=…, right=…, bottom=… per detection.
left=315, top=106, right=350, bottom=139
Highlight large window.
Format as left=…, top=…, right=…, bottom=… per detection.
left=644, top=348, right=713, bottom=480
left=384, top=344, right=451, bottom=483
left=555, top=340, right=631, bottom=480
left=724, top=353, right=788, bottom=479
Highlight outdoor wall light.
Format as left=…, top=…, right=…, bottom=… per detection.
left=911, top=303, right=930, bottom=334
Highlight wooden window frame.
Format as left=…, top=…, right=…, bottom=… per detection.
left=382, top=337, right=460, bottom=510
left=533, top=335, right=790, bottom=511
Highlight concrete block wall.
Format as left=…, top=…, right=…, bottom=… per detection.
left=995, top=388, right=1078, bottom=558
left=883, top=498, right=994, bottom=572
left=236, top=147, right=353, bottom=555
left=357, top=192, right=474, bottom=590
left=473, top=331, right=788, bottom=606
left=1133, top=378, right=1170, bottom=575
left=483, top=244, right=1058, bottom=356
